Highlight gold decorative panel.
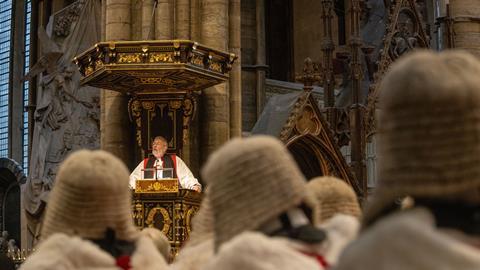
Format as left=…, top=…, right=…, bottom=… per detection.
left=132, top=190, right=202, bottom=257
left=128, top=94, right=197, bottom=157
left=135, top=179, right=179, bottom=193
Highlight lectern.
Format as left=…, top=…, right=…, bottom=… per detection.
left=132, top=179, right=202, bottom=256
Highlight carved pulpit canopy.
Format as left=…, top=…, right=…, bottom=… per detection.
left=74, top=40, right=237, bottom=94
left=74, top=40, right=237, bottom=161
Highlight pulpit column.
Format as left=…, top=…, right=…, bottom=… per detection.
left=229, top=0, right=242, bottom=137
left=156, top=0, right=173, bottom=39
left=200, top=0, right=230, bottom=161
left=102, top=0, right=133, bottom=165
left=141, top=0, right=154, bottom=39
left=449, top=0, right=480, bottom=57
left=175, top=0, right=191, bottom=39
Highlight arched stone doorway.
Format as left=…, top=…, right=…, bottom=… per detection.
left=286, top=134, right=360, bottom=194
left=287, top=135, right=324, bottom=180
left=252, top=90, right=363, bottom=197
left=0, top=158, right=26, bottom=249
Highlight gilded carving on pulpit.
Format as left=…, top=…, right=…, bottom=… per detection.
left=146, top=207, right=172, bottom=235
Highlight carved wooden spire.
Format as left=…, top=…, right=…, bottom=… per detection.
left=349, top=0, right=367, bottom=196
left=295, top=57, right=321, bottom=92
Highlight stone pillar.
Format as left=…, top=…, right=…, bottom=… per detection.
left=450, top=0, right=480, bottom=57
left=102, top=0, right=133, bottom=166
left=229, top=0, right=242, bottom=137
left=175, top=0, right=190, bottom=39
left=10, top=0, right=26, bottom=163
left=142, top=0, right=154, bottom=39
left=255, top=0, right=266, bottom=117
left=190, top=0, right=201, bottom=40
left=156, top=0, right=173, bottom=39
left=131, top=0, right=142, bottom=40
left=439, top=0, right=449, bottom=15
left=51, top=0, right=64, bottom=14
left=240, top=0, right=257, bottom=131
left=200, top=0, right=229, bottom=161
left=12, top=0, right=27, bottom=250
left=101, top=0, right=107, bottom=40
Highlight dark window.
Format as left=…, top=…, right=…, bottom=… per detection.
left=335, top=0, right=346, bottom=46
left=265, top=0, right=294, bottom=81
left=0, top=1, right=12, bottom=158
left=23, top=0, right=32, bottom=172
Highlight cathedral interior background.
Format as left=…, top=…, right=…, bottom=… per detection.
left=0, top=0, right=478, bottom=261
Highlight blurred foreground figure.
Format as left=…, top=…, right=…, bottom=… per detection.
left=0, top=253, right=15, bottom=270
left=201, top=136, right=327, bottom=270
left=335, top=51, right=480, bottom=270
left=20, top=150, right=168, bottom=270
left=171, top=194, right=214, bottom=270
left=308, top=176, right=361, bottom=222
left=307, top=176, right=361, bottom=266
left=140, top=228, right=171, bottom=262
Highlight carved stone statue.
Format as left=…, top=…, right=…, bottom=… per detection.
left=23, top=0, right=101, bottom=246
left=7, top=240, right=18, bottom=253
left=0, top=231, right=9, bottom=253
left=390, top=12, right=418, bottom=59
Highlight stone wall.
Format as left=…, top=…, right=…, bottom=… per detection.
left=292, top=0, right=323, bottom=74
left=265, top=79, right=324, bottom=107
left=450, top=0, right=480, bottom=57
left=241, top=0, right=258, bottom=131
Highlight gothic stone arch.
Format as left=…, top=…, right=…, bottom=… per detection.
left=252, top=90, right=362, bottom=197
left=0, top=158, right=26, bottom=248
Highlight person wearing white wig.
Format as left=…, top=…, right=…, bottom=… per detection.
left=140, top=228, right=171, bottom=262
left=201, top=136, right=328, bottom=270
left=171, top=193, right=214, bottom=270
left=307, top=176, right=361, bottom=266
left=20, top=150, right=168, bottom=270
left=334, top=51, right=480, bottom=270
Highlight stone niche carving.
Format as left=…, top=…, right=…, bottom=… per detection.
left=364, top=0, right=430, bottom=137
left=23, top=0, right=101, bottom=247
left=389, top=9, right=424, bottom=60
left=52, top=0, right=86, bottom=38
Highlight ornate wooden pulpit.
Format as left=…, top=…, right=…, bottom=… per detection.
left=132, top=180, right=202, bottom=256
left=75, top=40, right=235, bottom=253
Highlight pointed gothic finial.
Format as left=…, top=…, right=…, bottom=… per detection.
left=295, top=57, right=321, bottom=91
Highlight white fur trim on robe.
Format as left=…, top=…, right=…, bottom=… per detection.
left=19, top=233, right=168, bottom=270
left=170, top=238, right=214, bottom=270
left=318, top=214, right=359, bottom=265
left=334, top=208, right=480, bottom=270
left=273, top=214, right=359, bottom=267
left=201, top=232, right=324, bottom=270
